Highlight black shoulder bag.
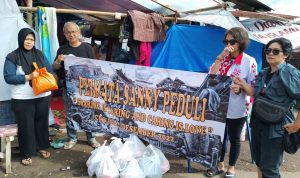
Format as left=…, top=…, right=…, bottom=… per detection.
left=252, top=95, right=291, bottom=124
left=251, top=68, right=292, bottom=124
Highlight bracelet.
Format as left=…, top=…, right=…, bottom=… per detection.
left=216, top=56, right=223, bottom=62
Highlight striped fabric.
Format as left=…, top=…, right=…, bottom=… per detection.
left=37, top=6, right=52, bottom=63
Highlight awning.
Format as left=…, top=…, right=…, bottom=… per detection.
left=36, top=0, right=153, bottom=21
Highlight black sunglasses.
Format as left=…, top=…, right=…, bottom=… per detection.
left=265, top=48, right=283, bottom=55
left=223, top=39, right=238, bottom=45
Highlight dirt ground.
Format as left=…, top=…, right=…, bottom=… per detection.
left=1, top=127, right=300, bottom=178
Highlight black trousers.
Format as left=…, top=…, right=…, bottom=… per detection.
left=12, top=96, right=50, bottom=159
left=219, top=117, right=246, bottom=166
left=251, top=121, right=283, bottom=178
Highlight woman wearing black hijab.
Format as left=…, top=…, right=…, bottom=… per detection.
left=4, top=28, right=53, bottom=165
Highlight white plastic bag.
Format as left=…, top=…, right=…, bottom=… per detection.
left=109, top=137, right=123, bottom=155
left=139, top=145, right=170, bottom=178
left=151, top=145, right=170, bottom=174
left=125, top=134, right=146, bottom=159
left=113, top=140, right=134, bottom=171
left=87, top=140, right=113, bottom=177
left=120, top=158, right=145, bottom=178
left=95, top=154, right=119, bottom=178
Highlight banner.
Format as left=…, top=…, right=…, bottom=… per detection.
left=64, top=56, right=231, bottom=168
left=241, top=19, right=300, bottom=48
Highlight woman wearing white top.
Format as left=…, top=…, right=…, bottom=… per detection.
left=4, top=28, right=53, bottom=165
left=205, top=27, right=257, bottom=178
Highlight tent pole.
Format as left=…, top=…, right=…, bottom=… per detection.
left=182, top=3, right=226, bottom=14
left=19, top=6, right=293, bottom=22
left=26, top=0, right=33, bottom=26
left=231, top=10, right=290, bottom=21
left=19, top=6, right=187, bottom=21
left=19, top=6, right=128, bottom=18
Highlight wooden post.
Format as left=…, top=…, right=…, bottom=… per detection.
left=26, top=0, right=33, bottom=26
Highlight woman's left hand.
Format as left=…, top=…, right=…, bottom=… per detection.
left=230, top=83, right=241, bottom=94
left=284, top=123, right=300, bottom=134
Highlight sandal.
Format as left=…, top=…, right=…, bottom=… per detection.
left=205, top=168, right=224, bottom=177
left=21, top=158, right=32, bottom=166
left=88, top=139, right=100, bottom=149
left=39, top=150, right=51, bottom=159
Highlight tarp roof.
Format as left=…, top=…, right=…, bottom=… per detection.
left=32, top=0, right=154, bottom=22
left=131, top=0, right=221, bottom=15
left=35, top=0, right=153, bottom=13
left=34, top=0, right=272, bottom=17
left=131, top=0, right=272, bottom=15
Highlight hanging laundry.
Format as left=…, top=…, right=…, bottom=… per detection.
left=37, top=7, right=51, bottom=63
left=128, top=10, right=166, bottom=42
left=136, top=42, right=151, bottom=66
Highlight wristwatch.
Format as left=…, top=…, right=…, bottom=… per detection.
left=55, top=60, right=61, bottom=64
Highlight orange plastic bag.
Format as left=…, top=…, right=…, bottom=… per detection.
left=31, top=62, right=58, bottom=95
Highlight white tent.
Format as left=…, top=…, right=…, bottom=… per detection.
left=0, top=0, right=30, bottom=101
left=132, top=0, right=300, bottom=48
left=0, top=0, right=56, bottom=125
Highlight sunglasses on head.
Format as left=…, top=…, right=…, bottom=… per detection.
left=265, top=48, right=283, bottom=55
left=223, top=39, right=238, bottom=45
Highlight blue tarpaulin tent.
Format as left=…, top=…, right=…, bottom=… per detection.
left=151, top=24, right=263, bottom=72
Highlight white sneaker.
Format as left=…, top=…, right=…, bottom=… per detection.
left=64, top=140, right=77, bottom=149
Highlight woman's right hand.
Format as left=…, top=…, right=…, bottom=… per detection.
left=31, top=71, right=39, bottom=79
left=218, top=46, right=234, bottom=59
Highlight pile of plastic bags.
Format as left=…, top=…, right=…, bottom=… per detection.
left=86, top=134, right=170, bottom=178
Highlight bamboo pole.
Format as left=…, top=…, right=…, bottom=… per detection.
left=182, top=3, right=225, bottom=14
left=231, top=10, right=290, bottom=22
left=19, top=6, right=128, bottom=18
left=26, top=0, right=33, bottom=26
left=19, top=6, right=187, bottom=21
left=19, top=6, right=292, bottom=22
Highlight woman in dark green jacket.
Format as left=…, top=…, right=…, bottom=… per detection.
left=234, top=37, right=300, bottom=178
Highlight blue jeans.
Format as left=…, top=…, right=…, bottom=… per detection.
left=63, top=89, right=96, bottom=142
left=66, top=122, right=96, bottom=142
